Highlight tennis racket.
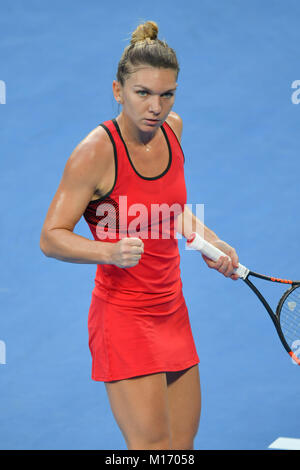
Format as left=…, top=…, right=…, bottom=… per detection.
left=186, top=232, right=300, bottom=365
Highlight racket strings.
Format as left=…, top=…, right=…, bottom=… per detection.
left=281, top=316, right=299, bottom=332
left=279, top=287, right=300, bottom=348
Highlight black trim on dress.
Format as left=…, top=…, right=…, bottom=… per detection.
left=112, top=118, right=172, bottom=181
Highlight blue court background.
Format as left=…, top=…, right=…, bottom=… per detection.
left=1, top=0, right=300, bottom=450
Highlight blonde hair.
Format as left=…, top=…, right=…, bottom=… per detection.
left=130, top=20, right=158, bottom=44
left=117, top=21, right=179, bottom=85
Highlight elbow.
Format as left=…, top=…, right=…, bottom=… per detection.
left=40, top=232, right=52, bottom=257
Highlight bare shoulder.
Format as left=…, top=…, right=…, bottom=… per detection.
left=67, top=125, right=113, bottom=174
left=165, top=111, right=183, bottom=142
left=40, top=125, right=114, bottom=234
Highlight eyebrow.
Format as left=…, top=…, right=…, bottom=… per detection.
left=133, top=85, right=177, bottom=93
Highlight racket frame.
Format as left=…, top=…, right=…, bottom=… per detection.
left=243, top=271, right=300, bottom=363
left=186, top=232, right=300, bottom=365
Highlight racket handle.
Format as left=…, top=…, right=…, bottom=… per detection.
left=186, top=232, right=249, bottom=280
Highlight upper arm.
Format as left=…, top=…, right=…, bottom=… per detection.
left=166, top=111, right=183, bottom=142
left=40, top=127, right=113, bottom=236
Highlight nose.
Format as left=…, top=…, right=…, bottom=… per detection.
left=149, top=95, right=162, bottom=115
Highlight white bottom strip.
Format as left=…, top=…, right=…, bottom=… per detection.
left=269, top=437, right=300, bottom=450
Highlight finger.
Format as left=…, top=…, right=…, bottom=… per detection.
left=133, top=247, right=144, bottom=254
left=128, top=254, right=142, bottom=264
left=217, top=257, right=230, bottom=274
left=127, top=237, right=144, bottom=247
left=231, top=252, right=239, bottom=269
left=202, top=254, right=223, bottom=269
left=220, top=254, right=238, bottom=277
left=228, top=261, right=239, bottom=277
left=224, top=260, right=237, bottom=278
left=203, top=254, right=232, bottom=274
left=226, top=259, right=236, bottom=277
left=228, top=255, right=240, bottom=276
left=201, top=254, right=215, bottom=267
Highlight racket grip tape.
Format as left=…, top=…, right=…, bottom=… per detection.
left=186, top=232, right=249, bottom=279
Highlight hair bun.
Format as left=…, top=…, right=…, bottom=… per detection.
left=130, top=21, right=159, bottom=45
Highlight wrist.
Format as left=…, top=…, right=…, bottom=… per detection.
left=95, top=240, right=115, bottom=265
left=204, top=231, right=219, bottom=244
left=104, top=241, right=116, bottom=265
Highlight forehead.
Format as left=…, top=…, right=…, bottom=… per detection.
left=125, top=66, right=177, bottom=91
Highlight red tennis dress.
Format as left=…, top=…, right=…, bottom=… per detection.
left=84, top=118, right=199, bottom=381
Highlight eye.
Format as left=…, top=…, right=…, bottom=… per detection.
left=137, top=90, right=148, bottom=96
left=162, top=92, right=174, bottom=98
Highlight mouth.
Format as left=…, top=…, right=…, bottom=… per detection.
left=144, top=118, right=160, bottom=125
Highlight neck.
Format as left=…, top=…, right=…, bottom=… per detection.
left=117, top=112, right=158, bottom=147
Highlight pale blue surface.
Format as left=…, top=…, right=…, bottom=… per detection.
left=1, top=0, right=300, bottom=450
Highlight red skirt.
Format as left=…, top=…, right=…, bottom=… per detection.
left=87, top=289, right=200, bottom=382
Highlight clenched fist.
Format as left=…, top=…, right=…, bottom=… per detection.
left=110, top=237, right=144, bottom=268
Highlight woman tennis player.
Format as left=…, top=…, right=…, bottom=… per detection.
left=40, top=21, right=239, bottom=450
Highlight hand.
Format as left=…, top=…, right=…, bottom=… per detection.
left=110, top=237, right=144, bottom=268
left=201, top=239, right=240, bottom=280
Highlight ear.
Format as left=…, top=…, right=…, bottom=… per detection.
left=112, top=80, right=123, bottom=104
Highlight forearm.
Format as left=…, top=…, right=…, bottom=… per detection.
left=177, top=205, right=219, bottom=243
left=40, top=228, right=113, bottom=264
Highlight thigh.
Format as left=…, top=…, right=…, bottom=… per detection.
left=105, top=372, right=171, bottom=449
left=166, top=364, right=201, bottom=448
